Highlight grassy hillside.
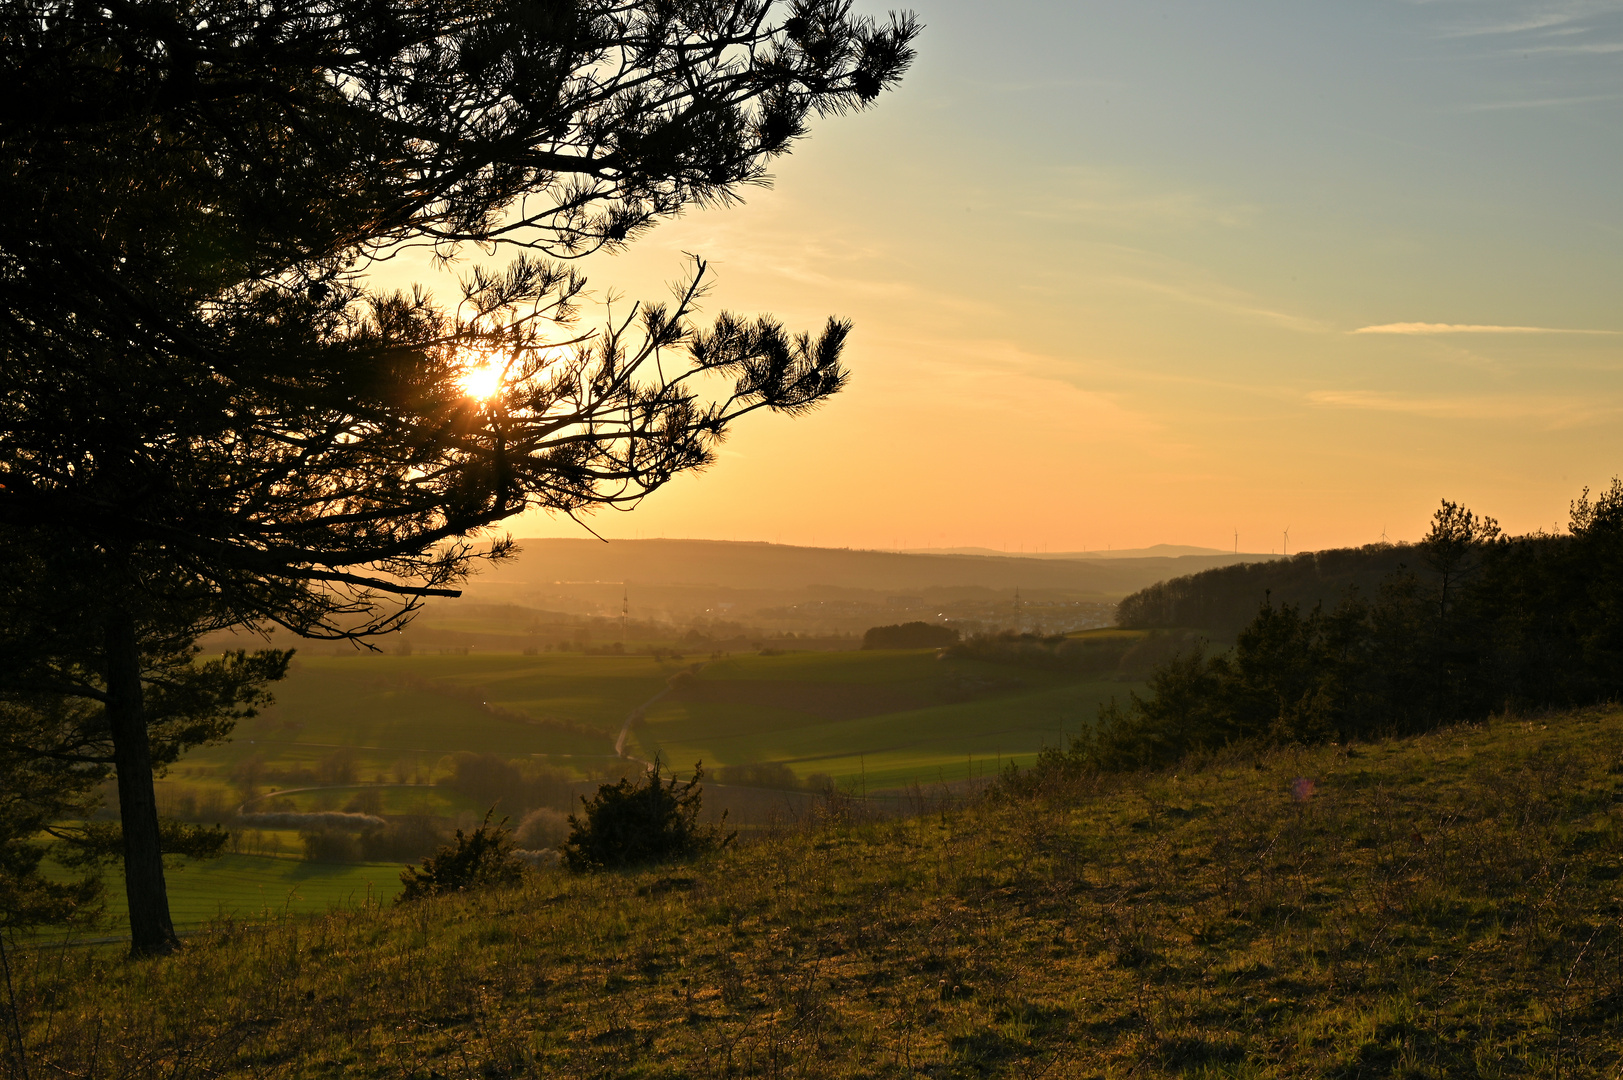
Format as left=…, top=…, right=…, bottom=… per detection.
left=14, top=707, right=1623, bottom=1078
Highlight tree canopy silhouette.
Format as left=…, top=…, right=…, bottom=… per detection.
left=0, top=0, right=917, bottom=953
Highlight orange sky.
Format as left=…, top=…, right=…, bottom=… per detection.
left=377, top=1, right=1623, bottom=555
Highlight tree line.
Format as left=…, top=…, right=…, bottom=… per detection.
left=1116, top=545, right=1413, bottom=641
left=1078, top=486, right=1623, bottom=770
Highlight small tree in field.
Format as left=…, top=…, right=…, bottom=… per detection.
left=563, top=761, right=733, bottom=871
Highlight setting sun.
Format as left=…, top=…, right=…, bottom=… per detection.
left=455, top=360, right=503, bottom=401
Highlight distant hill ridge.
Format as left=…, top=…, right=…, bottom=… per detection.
left=472, top=537, right=1279, bottom=597
left=901, top=543, right=1238, bottom=560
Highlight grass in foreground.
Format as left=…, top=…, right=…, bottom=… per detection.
left=11, top=708, right=1623, bottom=1078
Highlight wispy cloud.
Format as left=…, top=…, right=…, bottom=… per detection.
left=1352, top=322, right=1620, bottom=335
left=1106, top=275, right=1328, bottom=334
left=1436, top=1, right=1623, bottom=69
left=1308, top=389, right=1621, bottom=427
left=1516, top=39, right=1623, bottom=53
left=1438, top=0, right=1623, bottom=39
left=1458, top=92, right=1623, bottom=110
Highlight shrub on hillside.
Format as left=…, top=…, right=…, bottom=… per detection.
left=397, top=811, right=526, bottom=901
left=561, top=761, right=734, bottom=871
left=861, top=622, right=959, bottom=650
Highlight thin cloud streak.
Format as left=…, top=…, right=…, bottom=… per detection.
left=1110, top=276, right=1330, bottom=334
left=1309, top=389, right=1622, bottom=428
left=1352, top=322, right=1621, bottom=335
left=1457, top=92, right=1623, bottom=110
left=1514, top=39, right=1623, bottom=53
left=1438, top=1, right=1623, bottom=39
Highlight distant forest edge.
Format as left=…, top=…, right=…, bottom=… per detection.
left=1116, top=543, right=1415, bottom=639
left=1081, top=483, right=1623, bottom=771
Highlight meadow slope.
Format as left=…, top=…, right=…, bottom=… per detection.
left=11, top=707, right=1623, bottom=1078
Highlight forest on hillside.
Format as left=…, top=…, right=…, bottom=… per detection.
left=1090, top=487, right=1623, bottom=770
left=1116, top=543, right=1414, bottom=639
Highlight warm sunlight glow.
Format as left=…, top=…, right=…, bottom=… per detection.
left=456, top=360, right=503, bottom=401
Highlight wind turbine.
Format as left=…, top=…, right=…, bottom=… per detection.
left=1282, top=526, right=1290, bottom=557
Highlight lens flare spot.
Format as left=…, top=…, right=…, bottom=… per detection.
left=457, top=362, right=503, bottom=400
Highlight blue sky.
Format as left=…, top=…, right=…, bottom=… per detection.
left=397, top=0, right=1623, bottom=552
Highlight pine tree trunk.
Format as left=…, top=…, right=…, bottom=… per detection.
left=104, top=610, right=178, bottom=956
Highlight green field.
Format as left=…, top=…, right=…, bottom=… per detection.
left=636, top=649, right=1132, bottom=789
left=180, top=651, right=693, bottom=785
left=179, top=641, right=1142, bottom=796
left=36, top=854, right=404, bottom=941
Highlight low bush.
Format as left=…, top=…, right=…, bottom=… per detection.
left=561, top=761, right=734, bottom=871
left=397, top=811, right=526, bottom=901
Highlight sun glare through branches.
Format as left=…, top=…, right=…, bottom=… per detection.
left=456, top=357, right=505, bottom=401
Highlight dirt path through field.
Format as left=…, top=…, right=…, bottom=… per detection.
left=615, top=664, right=706, bottom=763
